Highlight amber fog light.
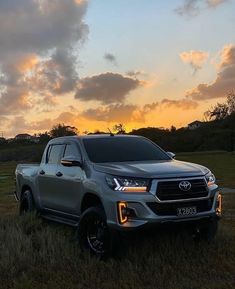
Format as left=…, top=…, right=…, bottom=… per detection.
left=117, top=202, right=128, bottom=224
left=216, top=193, right=222, bottom=216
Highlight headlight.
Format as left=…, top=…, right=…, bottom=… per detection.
left=206, top=171, right=216, bottom=186
left=106, top=176, right=150, bottom=192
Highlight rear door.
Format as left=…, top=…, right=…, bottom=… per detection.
left=38, top=144, right=65, bottom=209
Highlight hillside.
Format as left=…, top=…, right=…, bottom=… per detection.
left=0, top=114, right=235, bottom=162
left=131, top=113, right=235, bottom=153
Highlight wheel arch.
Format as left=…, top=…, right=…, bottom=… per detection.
left=81, top=192, right=104, bottom=213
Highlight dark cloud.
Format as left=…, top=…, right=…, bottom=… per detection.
left=104, top=53, right=117, bottom=65
left=0, top=86, right=33, bottom=115
left=75, top=72, right=143, bottom=104
left=0, top=0, right=88, bottom=115
left=126, top=70, right=147, bottom=78
left=29, top=48, right=78, bottom=97
left=175, top=0, right=229, bottom=17
left=186, top=44, right=235, bottom=100
left=0, top=0, right=88, bottom=57
left=82, top=104, right=138, bottom=122
left=175, top=0, right=200, bottom=17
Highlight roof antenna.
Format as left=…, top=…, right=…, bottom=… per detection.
left=107, top=128, right=114, bottom=136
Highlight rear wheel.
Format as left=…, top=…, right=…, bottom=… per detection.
left=78, top=206, right=116, bottom=258
left=19, top=190, right=35, bottom=215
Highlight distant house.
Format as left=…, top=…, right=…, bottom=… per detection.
left=15, top=133, right=32, bottom=140
left=14, top=133, right=39, bottom=143
left=188, top=121, right=203, bottom=130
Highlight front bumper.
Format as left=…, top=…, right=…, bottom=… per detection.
left=106, top=185, right=221, bottom=231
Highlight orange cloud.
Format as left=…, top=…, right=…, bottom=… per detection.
left=186, top=44, right=235, bottom=100
left=207, top=0, right=228, bottom=8
left=160, top=98, right=198, bottom=109
left=218, top=44, right=235, bottom=69
left=180, top=50, right=209, bottom=73
left=74, top=0, right=86, bottom=5
left=15, top=54, right=39, bottom=73
left=81, top=98, right=198, bottom=124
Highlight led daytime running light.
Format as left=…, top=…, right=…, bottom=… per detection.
left=114, top=178, right=147, bottom=192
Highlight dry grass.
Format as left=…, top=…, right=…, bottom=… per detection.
left=0, top=153, right=234, bottom=289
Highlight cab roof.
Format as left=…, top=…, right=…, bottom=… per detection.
left=48, top=134, right=140, bottom=143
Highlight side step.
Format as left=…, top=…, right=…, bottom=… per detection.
left=41, top=213, right=79, bottom=227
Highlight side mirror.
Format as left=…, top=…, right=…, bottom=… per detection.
left=167, top=151, right=176, bottom=159
left=61, top=156, right=82, bottom=167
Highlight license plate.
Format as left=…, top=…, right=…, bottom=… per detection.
left=177, top=206, right=197, bottom=216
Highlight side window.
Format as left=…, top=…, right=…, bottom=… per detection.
left=63, top=143, right=80, bottom=159
left=47, top=145, right=64, bottom=164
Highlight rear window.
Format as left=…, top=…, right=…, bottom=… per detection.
left=83, top=137, right=170, bottom=163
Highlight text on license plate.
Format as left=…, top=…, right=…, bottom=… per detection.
left=177, top=206, right=197, bottom=216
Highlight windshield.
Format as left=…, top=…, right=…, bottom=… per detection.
left=83, top=137, right=170, bottom=163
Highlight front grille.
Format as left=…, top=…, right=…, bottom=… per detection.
left=147, top=198, right=213, bottom=216
left=156, top=179, right=208, bottom=201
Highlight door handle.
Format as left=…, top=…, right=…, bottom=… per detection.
left=39, top=170, right=45, bottom=175
left=56, top=172, right=63, bottom=177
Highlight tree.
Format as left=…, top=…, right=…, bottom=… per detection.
left=0, top=137, right=7, bottom=145
left=38, top=132, right=51, bottom=143
left=50, top=124, right=78, bottom=138
left=205, top=90, right=235, bottom=121
left=170, top=125, right=177, bottom=133
left=227, top=90, right=235, bottom=114
left=113, top=123, right=126, bottom=134
left=205, top=103, right=229, bottom=120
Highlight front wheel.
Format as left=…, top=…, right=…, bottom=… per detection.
left=78, top=206, right=116, bottom=258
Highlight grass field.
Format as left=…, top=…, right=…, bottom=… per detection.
left=0, top=152, right=234, bottom=289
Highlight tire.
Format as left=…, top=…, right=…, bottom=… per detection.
left=78, top=206, right=117, bottom=259
left=194, top=218, right=219, bottom=242
left=19, top=190, right=35, bottom=215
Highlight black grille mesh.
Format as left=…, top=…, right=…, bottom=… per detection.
left=156, top=179, right=208, bottom=201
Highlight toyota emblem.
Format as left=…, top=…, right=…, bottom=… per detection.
left=179, top=181, right=191, bottom=191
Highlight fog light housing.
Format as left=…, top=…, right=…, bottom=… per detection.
left=117, top=202, right=128, bottom=224
left=216, top=193, right=222, bottom=216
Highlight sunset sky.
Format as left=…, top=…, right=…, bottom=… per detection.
left=0, top=0, right=235, bottom=137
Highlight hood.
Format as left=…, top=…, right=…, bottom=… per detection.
left=93, top=160, right=209, bottom=179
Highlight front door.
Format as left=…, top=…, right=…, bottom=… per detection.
left=38, top=144, right=65, bottom=209
left=52, top=142, right=85, bottom=214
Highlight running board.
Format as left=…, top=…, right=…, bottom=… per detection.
left=41, top=213, right=79, bottom=227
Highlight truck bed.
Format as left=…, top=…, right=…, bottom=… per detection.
left=15, top=164, right=40, bottom=200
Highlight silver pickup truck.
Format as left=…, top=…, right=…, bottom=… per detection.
left=15, top=135, right=222, bottom=257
